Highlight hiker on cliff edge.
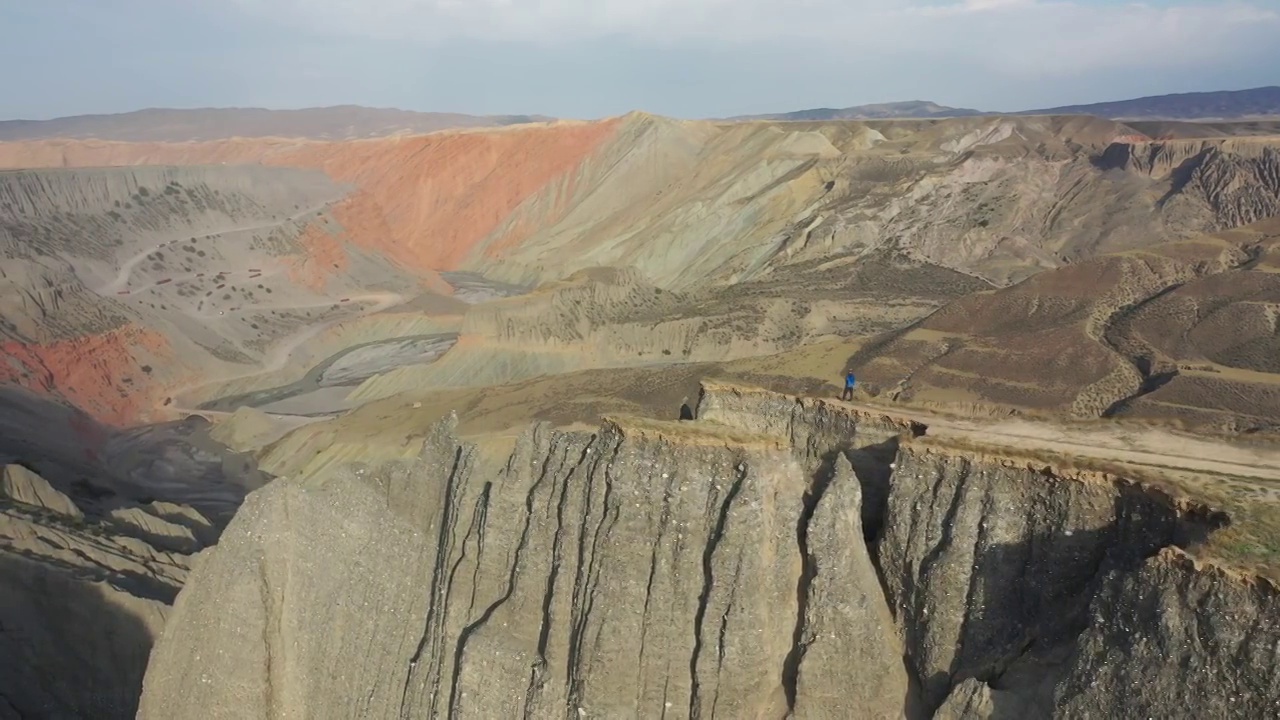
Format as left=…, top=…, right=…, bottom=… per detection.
left=841, top=370, right=856, bottom=401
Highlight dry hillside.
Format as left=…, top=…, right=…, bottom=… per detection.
left=2, top=107, right=1280, bottom=719
left=840, top=218, right=1280, bottom=431
left=2, top=113, right=1278, bottom=428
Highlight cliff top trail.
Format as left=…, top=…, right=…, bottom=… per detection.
left=826, top=392, right=1280, bottom=485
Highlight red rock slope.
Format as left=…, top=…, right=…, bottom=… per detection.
left=0, top=120, right=623, bottom=276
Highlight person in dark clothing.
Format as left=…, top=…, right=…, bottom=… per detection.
left=679, top=400, right=694, bottom=421
left=841, top=371, right=856, bottom=400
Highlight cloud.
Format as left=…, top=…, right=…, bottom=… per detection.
left=222, top=0, right=1280, bottom=81
left=226, top=0, right=1280, bottom=77
left=224, top=0, right=1278, bottom=41
left=4, top=0, right=1277, bottom=119
left=926, top=0, right=1036, bottom=14
left=897, top=1, right=1280, bottom=75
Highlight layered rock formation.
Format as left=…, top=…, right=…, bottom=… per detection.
left=1098, top=138, right=1280, bottom=230
left=879, top=444, right=1220, bottom=712
left=0, top=380, right=277, bottom=718
left=1057, top=548, right=1280, bottom=718
left=0, top=165, right=440, bottom=424
left=140, top=408, right=905, bottom=719
left=137, top=382, right=1263, bottom=719
left=0, top=165, right=339, bottom=422
left=0, top=463, right=212, bottom=718
left=0, top=120, right=622, bottom=278
left=2, top=105, right=1277, bottom=720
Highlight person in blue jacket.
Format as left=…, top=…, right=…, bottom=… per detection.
left=841, top=370, right=856, bottom=400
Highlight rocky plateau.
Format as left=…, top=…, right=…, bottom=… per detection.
left=135, top=383, right=1272, bottom=719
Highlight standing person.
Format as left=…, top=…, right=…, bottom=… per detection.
left=841, top=370, right=856, bottom=400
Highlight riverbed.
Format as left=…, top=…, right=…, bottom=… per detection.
left=201, top=333, right=458, bottom=415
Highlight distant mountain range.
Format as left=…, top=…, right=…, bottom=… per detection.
left=0, top=105, right=554, bottom=142
left=730, top=100, right=985, bottom=122
left=2, top=87, right=1277, bottom=143
left=729, top=86, right=1280, bottom=122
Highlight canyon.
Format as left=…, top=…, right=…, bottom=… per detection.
left=1, top=108, right=1280, bottom=718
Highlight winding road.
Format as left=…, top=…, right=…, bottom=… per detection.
left=95, top=206, right=327, bottom=295
left=82, top=202, right=408, bottom=418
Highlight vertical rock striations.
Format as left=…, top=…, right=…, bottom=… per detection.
left=788, top=452, right=913, bottom=720
left=879, top=445, right=1222, bottom=714
left=138, top=382, right=1274, bottom=719
left=139, top=395, right=918, bottom=719
left=0, top=464, right=213, bottom=718
left=695, top=380, right=924, bottom=538
left=1056, top=548, right=1280, bottom=719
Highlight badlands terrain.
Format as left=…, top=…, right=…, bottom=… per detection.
left=2, top=105, right=1280, bottom=718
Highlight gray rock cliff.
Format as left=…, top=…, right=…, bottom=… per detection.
left=1056, top=548, right=1280, bottom=719
left=0, top=464, right=213, bottom=718
left=137, top=383, right=1271, bottom=719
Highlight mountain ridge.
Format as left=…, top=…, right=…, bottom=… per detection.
left=729, top=85, right=1280, bottom=122
left=5, top=86, right=1279, bottom=144
left=0, top=105, right=556, bottom=143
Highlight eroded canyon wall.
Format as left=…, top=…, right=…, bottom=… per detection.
left=135, top=383, right=1269, bottom=719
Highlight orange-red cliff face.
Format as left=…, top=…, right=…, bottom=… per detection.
left=0, top=324, right=179, bottom=427
left=0, top=120, right=623, bottom=276
left=284, top=221, right=351, bottom=292
left=296, top=121, right=623, bottom=272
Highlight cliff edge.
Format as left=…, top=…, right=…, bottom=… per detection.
left=137, top=382, right=1269, bottom=719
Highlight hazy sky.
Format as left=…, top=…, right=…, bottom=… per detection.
left=3, top=0, right=1278, bottom=120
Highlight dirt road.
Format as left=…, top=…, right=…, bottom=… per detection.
left=838, top=397, right=1280, bottom=484
left=96, top=206, right=326, bottom=295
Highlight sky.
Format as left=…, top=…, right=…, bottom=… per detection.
left=2, top=0, right=1278, bottom=120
